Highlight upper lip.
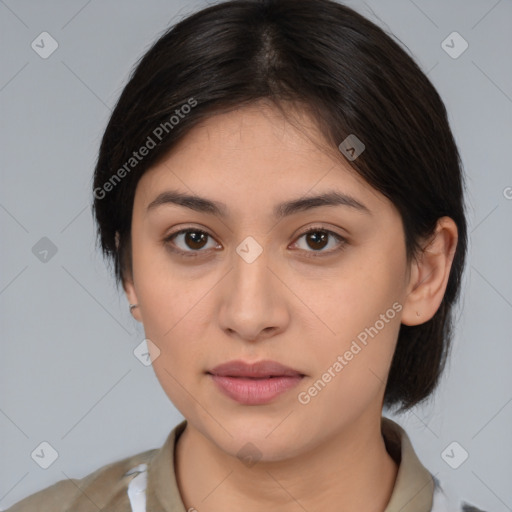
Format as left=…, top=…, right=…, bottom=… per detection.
left=207, top=359, right=305, bottom=378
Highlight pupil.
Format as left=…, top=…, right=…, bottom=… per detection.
left=186, top=231, right=207, bottom=249
left=308, top=231, right=327, bottom=250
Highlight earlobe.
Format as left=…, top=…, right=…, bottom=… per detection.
left=117, top=231, right=141, bottom=322
left=401, top=217, right=458, bottom=326
left=123, top=277, right=142, bottom=322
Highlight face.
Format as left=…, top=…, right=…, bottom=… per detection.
left=125, top=101, right=415, bottom=460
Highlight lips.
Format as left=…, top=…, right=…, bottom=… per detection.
left=207, top=359, right=305, bottom=378
left=206, top=360, right=306, bottom=405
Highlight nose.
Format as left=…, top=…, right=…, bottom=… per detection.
left=217, top=245, right=290, bottom=343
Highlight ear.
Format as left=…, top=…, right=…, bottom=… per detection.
left=401, top=217, right=458, bottom=326
left=123, top=277, right=142, bottom=323
left=117, top=231, right=142, bottom=323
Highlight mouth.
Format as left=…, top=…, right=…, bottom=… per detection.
left=207, top=359, right=305, bottom=378
left=206, top=359, right=305, bottom=405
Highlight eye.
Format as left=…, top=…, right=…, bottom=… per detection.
left=163, top=226, right=347, bottom=259
left=291, top=227, right=347, bottom=257
left=164, top=228, right=220, bottom=257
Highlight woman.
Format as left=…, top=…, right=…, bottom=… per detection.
left=7, top=0, right=484, bottom=510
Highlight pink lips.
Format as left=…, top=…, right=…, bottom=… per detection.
left=207, top=359, right=305, bottom=405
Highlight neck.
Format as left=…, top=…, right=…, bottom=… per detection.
left=174, top=413, right=398, bottom=512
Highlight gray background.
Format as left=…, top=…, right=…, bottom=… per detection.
left=1, top=0, right=511, bottom=510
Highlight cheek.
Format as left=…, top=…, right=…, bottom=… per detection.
left=140, top=275, right=208, bottom=413
left=133, top=252, right=209, bottom=374
left=140, top=281, right=208, bottom=369
left=133, top=235, right=204, bottom=333
left=301, top=249, right=404, bottom=397
left=297, top=305, right=401, bottom=421
left=310, top=253, right=402, bottom=342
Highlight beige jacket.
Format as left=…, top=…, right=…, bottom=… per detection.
left=5, top=418, right=484, bottom=512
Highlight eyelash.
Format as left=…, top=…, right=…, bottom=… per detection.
left=163, top=225, right=348, bottom=259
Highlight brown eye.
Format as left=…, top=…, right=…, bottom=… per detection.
left=305, top=231, right=329, bottom=250
left=182, top=231, right=208, bottom=250
left=164, top=229, right=219, bottom=256
left=292, top=227, right=347, bottom=257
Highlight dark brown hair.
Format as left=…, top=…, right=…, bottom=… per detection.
left=92, top=0, right=468, bottom=411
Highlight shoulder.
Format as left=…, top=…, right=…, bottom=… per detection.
left=381, top=417, right=487, bottom=512
left=432, top=477, right=488, bottom=512
left=5, top=447, right=158, bottom=512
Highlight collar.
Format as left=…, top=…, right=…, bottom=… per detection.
left=145, top=419, right=188, bottom=512
left=144, top=417, right=434, bottom=512
left=381, top=417, right=434, bottom=512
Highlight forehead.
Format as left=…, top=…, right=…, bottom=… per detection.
left=134, top=102, right=391, bottom=216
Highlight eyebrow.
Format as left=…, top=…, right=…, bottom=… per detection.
left=146, top=189, right=372, bottom=219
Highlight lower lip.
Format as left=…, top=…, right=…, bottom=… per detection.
left=208, top=374, right=304, bottom=405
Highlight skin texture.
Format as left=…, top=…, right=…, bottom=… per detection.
left=123, top=100, right=458, bottom=512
